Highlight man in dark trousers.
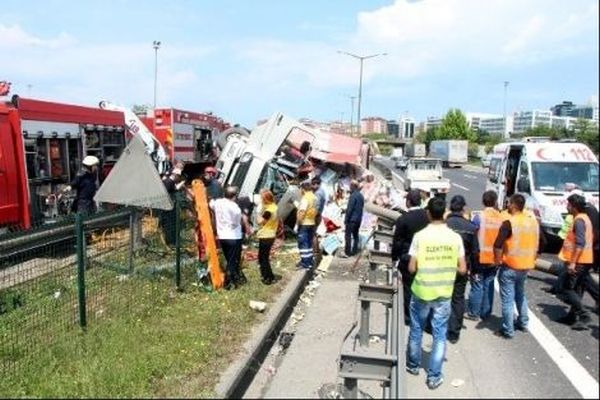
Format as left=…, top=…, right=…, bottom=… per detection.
left=392, top=189, right=429, bottom=326
left=445, top=195, right=479, bottom=344
left=65, top=155, right=100, bottom=215
left=343, top=180, right=364, bottom=257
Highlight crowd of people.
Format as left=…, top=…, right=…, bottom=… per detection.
left=396, top=188, right=598, bottom=390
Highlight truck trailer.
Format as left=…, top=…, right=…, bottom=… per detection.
left=404, top=143, right=426, bottom=158
left=429, top=140, right=468, bottom=167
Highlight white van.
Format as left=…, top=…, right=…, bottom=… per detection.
left=486, top=138, right=599, bottom=242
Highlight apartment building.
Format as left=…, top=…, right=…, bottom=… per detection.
left=360, top=117, right=388, bottom=135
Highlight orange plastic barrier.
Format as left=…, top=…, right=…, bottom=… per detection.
left=191, top=179, right=224, bottom=289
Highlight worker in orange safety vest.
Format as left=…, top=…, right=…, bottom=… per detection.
left=554, top=193, right=595, bottom=330
left=493, top=194, right=543, bottom=339
left=466, top=190, right=504, bottom=321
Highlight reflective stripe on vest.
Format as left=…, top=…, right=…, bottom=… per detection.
left=478, top=207, right=503, bottom=265
left=503, top=212, right=539, bottom=270
left=412, top=240, right=458, bottom=301
left=558, top=213, right=594, bottom=264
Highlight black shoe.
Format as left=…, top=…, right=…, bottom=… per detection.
left=542, top=287, right=557, bottom=294
left=514, top=324, right=528, bottom=333
left=447, top=336, right=459, bottom=344
left=494, top=330, right=512, bottom=339
left=224, top=281, right=237, bottom=291
left=555, top=313, right=576, bottom=326
left=261, top=278, right=273, bottom=285
left=571, top=320, right=590, bottom=331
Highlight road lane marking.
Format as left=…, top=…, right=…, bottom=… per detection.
left=463, top=174, right=478, bottom=179
left=494, top=280, right=599, bottom=399
left=452, top=183, right=470, bottom=191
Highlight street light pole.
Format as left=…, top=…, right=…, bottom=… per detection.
left=349, top=95, right=356, bottom=135
left=153, top=40, right=161, bottom=111
left=337, top=50, right=387, bottom=136
left=503, top=80, right=509, bottom=138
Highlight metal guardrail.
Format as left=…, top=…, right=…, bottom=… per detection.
left=337, top=230, right=405, bottom=399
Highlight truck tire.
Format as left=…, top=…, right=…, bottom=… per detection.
left=216, top=127, right=250, bottom=150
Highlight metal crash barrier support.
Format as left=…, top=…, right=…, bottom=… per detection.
left=337, top=228, right=406, bottom=399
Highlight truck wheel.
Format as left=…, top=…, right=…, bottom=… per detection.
left=216, top=127, right=250, bottom=150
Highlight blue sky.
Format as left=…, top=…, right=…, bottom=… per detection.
left=1, top=0, right=598, bottom=127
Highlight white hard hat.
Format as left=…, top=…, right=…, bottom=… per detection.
left=82, top=155, right=100, bottom=167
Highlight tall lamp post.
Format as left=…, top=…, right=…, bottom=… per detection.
left=503, top=80, right=509, bottom=138
left=337, top=50, right=387, bottom=135
left=348, top=95, right=356, bottom=135
left=153, top=40, right=161, bottom=111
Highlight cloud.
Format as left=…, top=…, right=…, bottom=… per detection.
left=0, top=0, right=597, bottom=125
left=0, top=23, right=74, bottom=48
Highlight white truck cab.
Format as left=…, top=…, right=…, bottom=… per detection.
left=486, top=138, right=599, bottom=240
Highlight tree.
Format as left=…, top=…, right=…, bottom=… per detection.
left=438, top=109, right=476, bottom=142
left=523, top=125, right=566, bottom=140
left=415, top=126, right=439, bottom=148
left=484, top=134, right=503, bottom=153
left=573, top=118, right=599, bottom=153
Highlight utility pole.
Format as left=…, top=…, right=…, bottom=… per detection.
left=153, top=40, right=161, bottom=111
left=503, top=81, right=509, bottom=138
left=349, top=95, right=356, bottom=135
left=337, top=51, right=387, bottom=136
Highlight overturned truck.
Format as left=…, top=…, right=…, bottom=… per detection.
left=215, top=112, right=370, bottom=224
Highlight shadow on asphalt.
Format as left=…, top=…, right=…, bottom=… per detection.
left=474, top=315, right=503, bottom=333
left=537, top=302, right=569, bottom=321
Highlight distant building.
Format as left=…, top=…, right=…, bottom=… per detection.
left=464, top=112, right=501, bottom=132
left=360, top=117, right=388, bottom=135
left=387, top=120, right=399, bottom=137
left=479, top=116, right=514, bottom=137
left=424, top=116, right=443, bottom=131
left=551, top=100, right=598, bottom=122
left=512, top=110, right=552, bottom=135
left=551, top=101, right=576, bottom=117
left=399, top=117, right=415, bottom=139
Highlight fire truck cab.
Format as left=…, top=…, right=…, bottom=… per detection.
left=0, top=95, right=126, bottom=229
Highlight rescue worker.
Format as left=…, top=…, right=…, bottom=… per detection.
left=445, top=195, right=479, bottom=344
left=554, top=194, right=595, bottom=330
left=211, top=186, right=244, bottom=290
left=296, top=180, right=318, bottom=269
left=342, top=180, right=364, bottom=257
left=256, top=189, right=278, bottom=285
left=493, top=194, right=543, bottom=339
left=202, top=166, right=223, bottom=200
left=391, top=189, right=429, bottom=326
left=405, top=197, right=467, bottom=390
left=467, top=190, right=503, bottom=321
left=64, top=155, right=100, bottom=214
left=160, top=167, right=185, bottom=246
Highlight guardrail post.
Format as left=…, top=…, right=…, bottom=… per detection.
left=75, top=213, right=87, bottom=328
left=359, top=300, right=370, bottom=347
left=175, top=194, right=182, bottom=291
left=128, top=209, right=135, bottom=274
left=343, top=378, right=358, bottom=399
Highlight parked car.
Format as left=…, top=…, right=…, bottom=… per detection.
left=395, top=156, right=409, bottom=170
left=481, top=153, right=492, bottom=168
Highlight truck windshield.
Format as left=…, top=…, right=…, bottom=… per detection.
left=531, top=162, right=599, bottom=192
left=411, top=160, right=440, bottom=170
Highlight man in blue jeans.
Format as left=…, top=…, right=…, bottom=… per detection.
left=343, top=180, right=364, bottom=257
left=405, top=197, right=467, bottom=390
left=296, top=180, right=318, bottom=269
left=493, top=194, right=542, bottom=338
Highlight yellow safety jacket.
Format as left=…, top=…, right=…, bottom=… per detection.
left=257, top=203, right=278, bottom=239
left=412, top=229, right=460, bottom=301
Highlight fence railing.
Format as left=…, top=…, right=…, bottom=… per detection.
left=0, top=194, right=199, bottom=375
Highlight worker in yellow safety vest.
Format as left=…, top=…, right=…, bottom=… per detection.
left=493, top=194, right=542, bottom=339
left=405, top=197, right=467, bottom=390
left=466, top=190, right=504, bottom=321
left=296, top=180, right=318, bottom=269
left=554, top=193, right=594, bottom=330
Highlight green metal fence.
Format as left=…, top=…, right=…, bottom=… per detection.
left=0, top=194, right=199, bottom=375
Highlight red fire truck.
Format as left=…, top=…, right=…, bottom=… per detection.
left=141, top=107, right=230, bottom=169
left=0, top=95, right=127, bottom=229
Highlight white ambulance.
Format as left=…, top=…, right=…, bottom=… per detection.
left=486, top=138, right=599, bottom=242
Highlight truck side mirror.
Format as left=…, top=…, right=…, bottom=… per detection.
left=517, top=177, right=531, bottom=194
